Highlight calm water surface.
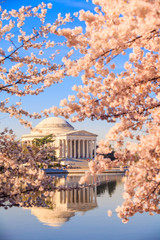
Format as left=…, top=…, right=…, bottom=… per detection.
left=0, top=174, right=159, bottom=240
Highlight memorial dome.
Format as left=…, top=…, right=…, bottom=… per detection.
left=30, top=208, right=74, bottom=227
left=31, top=117, right=74, bottom=135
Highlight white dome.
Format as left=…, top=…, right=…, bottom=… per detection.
left=30, top=208, right=75, bottom=227
left=31, top=117, right=74, bottom=135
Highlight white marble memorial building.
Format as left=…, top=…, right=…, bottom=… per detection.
left=21, top=117, right=97, bottom=161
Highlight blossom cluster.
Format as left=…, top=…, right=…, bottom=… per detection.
left=0, top=128, right=57, bottom=208
left=0, top=2, right=71, bottom=127
left=49, top=0, right=160, bottom=222
left=0, top=0, right=160, bottom=222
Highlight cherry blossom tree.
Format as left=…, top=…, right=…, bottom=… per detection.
left=0, top=128, right=57, bottom=208
left=0, top=0, right=160, bottom=223
left=0, top=2, right=72, bottom=209
left=0, top=2, right=72, bottom=127
left=0, top=129, right=93, bottom=209
left=51, top=0, right=160, bottom=223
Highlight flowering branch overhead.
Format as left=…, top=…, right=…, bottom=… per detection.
left=0, top=0, right=160, bottom=222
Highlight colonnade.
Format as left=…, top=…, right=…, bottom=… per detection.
left=58, top=187, right=97, bottom=206
left=59, top=138, right=96, bottom=159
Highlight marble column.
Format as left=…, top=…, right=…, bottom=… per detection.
left=86, top=140, right=89, bottom=158
left=60, top=191, right=62, bottom=204
left=78, top=190, right=80, bottom=203
left=94, top=140, right=96, bottom=158
left=83, top=140, right=85, bottom=158
left=90, top=140, right=93, bottom=159
left=83, top=188, right=85, bottom=203
left=64, top=191, right=66, bottom=203
left=74, top=139, right=76, bottom=158
left=66, top=140, right=68, bottom=158
left=67, top=190, right=69, bottom=203
left=61, top=140, right=63, bottom=158
left=70, top=139, right=72, bottom=158
left=70, top=190, right=73, bottom=203
left=87, top=187, right=90, bottom=202
left=74, top=189, right=76, bottom=204
left=63, top=139, right=66, bottom=158
left=90, top=187, right=93, bottom=203
left=59, top=139, right=62, bottom=158
left=78, top=139, right=80, bottom=158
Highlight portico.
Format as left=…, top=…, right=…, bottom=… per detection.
left=57, top=131, right=97, bottom=159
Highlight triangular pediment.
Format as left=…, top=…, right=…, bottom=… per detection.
left=64, top=130, right=97, bottom=137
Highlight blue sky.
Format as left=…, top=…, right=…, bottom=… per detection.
left=0, top=0, right=123, bottom=142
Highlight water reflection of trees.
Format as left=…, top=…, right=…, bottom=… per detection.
left=1, top=174, right=124, bottom=227
left=23, top=175, right=122, bottom=227
left=97, top=180, right=117, bottom=197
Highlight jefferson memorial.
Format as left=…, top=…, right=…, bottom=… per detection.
left=21, top=117, right=97, bottom=162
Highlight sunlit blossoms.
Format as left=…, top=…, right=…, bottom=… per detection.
left=0, top=0, right=160, bottom=223
left=49, top=0, right=160, bottom=222
left=0, top=2, right=72, bottom=126
left=0, top=128, right=58, bottom=208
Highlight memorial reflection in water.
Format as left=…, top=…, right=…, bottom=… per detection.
left=1, top=174, right=159, bottom=240
left=29, top=174, right=123, bottom=227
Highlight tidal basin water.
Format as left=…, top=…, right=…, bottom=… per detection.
left=0, top=174, right=159, bottom=240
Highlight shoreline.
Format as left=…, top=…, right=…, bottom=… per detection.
left=44, top=168, right=126, bottom=175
